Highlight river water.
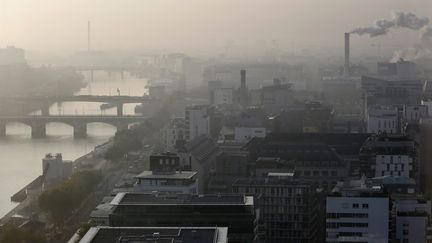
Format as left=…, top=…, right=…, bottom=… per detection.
left=0, top=71, right=147, bottom=217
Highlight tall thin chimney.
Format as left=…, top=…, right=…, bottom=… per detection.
left=344, top=32, right=350, bottom=76
left=88, top=21, right=91, bottom=52
left=240, top=69, right=246, bottom=90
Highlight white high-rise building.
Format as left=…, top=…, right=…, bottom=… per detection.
left=162, top=118, right=186, bottom=151
left=375, top=155, right=413, bottom=178
left=366, top=106, right=399, bottom=134
left=185, top=105, right=210, bottom=141
left=326, top=179, right=389, bottom=243
left=393, top=196, right=432, bottom=243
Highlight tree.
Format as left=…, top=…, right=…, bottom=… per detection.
left=38, top=171, right=102, bottom=227
left=0, top=225, right=46, bottom=243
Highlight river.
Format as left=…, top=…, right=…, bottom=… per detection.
left=0, top=71, right=147, bottom=217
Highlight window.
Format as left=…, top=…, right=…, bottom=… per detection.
left=362, top=203, right=369, bottom=209
left=353, top=203, right=359, bottom=208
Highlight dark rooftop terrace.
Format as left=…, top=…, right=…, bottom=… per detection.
left=80, top=226, right=227, bottom=243
left=110, top=193, right=252, bottom=206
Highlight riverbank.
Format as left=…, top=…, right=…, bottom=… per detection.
left=0, top=138, right=113, bottom=226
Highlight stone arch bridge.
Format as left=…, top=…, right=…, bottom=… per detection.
left=0, top=115, right=146, bottom=138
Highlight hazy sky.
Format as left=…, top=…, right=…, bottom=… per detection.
left=0, top=0, right=431, bottom=54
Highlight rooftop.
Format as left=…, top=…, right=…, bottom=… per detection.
left=247, top=133, right=370, bottom=157
left=79, top=226, right=228, bottom=243
left=233, top=176, right=310, bottom=187
left=179, top=136, right=220, bottom=163
left=134, top=171, right=197, bottom=180
left=110, top=193, right=254, bottom=206
left=329, top=177, right=387, bottom=197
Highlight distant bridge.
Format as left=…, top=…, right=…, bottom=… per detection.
left=0, top=115, right=146, bottom=138
left=71, top=65, right=144, bottom=80
left=0, top=95, right=151, bottom=116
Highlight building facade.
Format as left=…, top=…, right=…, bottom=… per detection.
left=233, top=174, right=320, bottom=243
left=185, top=105, right=210, bottom=141
left=326, top=180, right=389, bottom=243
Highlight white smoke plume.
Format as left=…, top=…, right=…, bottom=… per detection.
left=351, top=12, right=429, bottom=37
left=391, top=26, right=432, bottom=61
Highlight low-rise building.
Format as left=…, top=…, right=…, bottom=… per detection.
left=234, top=127, right=266, bottom=142
left=79, top=226, right=228, bottom=243
left=134, top=171, right=198, bottom=194
left=42, top=153, right=73, bottom=186
left=177, top=136, right=220, bottom=193
left=105, top=193, right=258, bottom=243
left=244, top=136, right=348, bottom=190
left=274, top=102, right=334, bottom=133
left=254, top=157, right=294, bottom=178
left=149, top=152, right=181, bottom=172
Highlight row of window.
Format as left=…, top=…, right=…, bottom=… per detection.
left=299, top=170, right=338, bottom=177
left=379, top=171, right=404, bottom=177
left=326, top=222, right=368, bottom=228
left=326, top=213, right=368, bottom=218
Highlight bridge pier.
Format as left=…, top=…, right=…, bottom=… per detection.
left=0, top=123, right=5, bottom=137
left=90, top=70, right=94, bottom=81
left=117, top=104, right=124, bottom=116
left=31, top=123, right=46, bottom=138
left=73, top=124, right=87, bottom=138
left=120, top=71, right=124, bottom=80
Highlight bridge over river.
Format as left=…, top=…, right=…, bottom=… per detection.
left=0, top=115, right=146, bottom=138
left=0, top=95, right=151, bottom=116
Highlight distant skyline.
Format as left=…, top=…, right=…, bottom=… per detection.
left=0, top=0, right=431, bottom=55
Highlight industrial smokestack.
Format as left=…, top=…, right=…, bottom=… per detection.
left=88, top=21, right=91, bottom=52
left=344, top=32, right=350, bottom=76
left=240, top=69, right=246, bottom=89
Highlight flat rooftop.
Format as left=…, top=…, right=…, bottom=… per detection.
left=110, top=193, right=253, bottom=206
left=79, top=226, right=228, bottom=243
left=134, top=171, right=197, bottom=180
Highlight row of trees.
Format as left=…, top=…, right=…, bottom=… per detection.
left=38, top=171, right=102, bottom=228
left=104, top=94, right=175, bottom=161
left=0, top=225, right=46, bottom=243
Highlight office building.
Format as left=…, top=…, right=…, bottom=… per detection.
left=359, top=134, right=418, bottom=181
left=0, top=46, right=26, bottom=65
left=326, top=178, right=389, bottom=243
left=133, top=171, right=198, bottom=194
left=366, top=106, right=399, bottom=134
left=106, top=193, right=258, bottom=243
left=261, top=79, right=294, bottom=115
left=392, top=196, right=432, bottom=243
left=177, top=136, right=220, bottom=192
left=185, top=105, right=210, bottom=141
left=233, top=174, right=320, bottom=243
